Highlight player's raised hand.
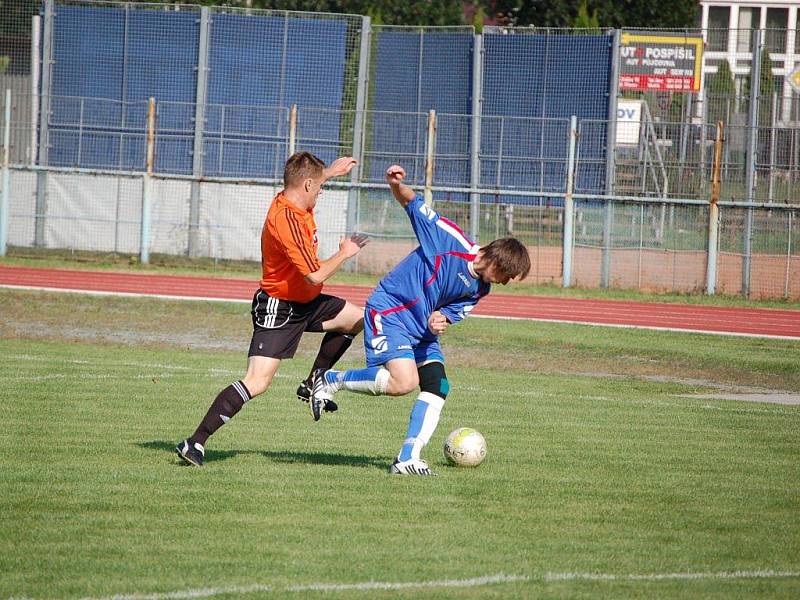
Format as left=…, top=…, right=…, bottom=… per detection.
left=339, top=232, right=369, bottom=258
left=385, top=164, right=406, bottom=185
left=324, top=156, right=357, bottom=179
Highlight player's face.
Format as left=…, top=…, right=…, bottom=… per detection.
left=481, top=262, right=512, bottom=285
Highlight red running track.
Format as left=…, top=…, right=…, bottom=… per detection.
left=1, top=265, right=798, bottom=339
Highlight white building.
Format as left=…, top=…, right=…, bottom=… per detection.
left=700, top=0, right=799, bottom=122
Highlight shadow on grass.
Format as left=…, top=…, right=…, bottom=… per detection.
left=139, top=440, right=387, bottom=470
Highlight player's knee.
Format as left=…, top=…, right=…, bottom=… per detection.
left=418, top=362, right=449, bottom=400
left=387, top=369, right=419, bottom=396
left=338, top=302, right=364, bottom=333
left=242, top=371, right=273, bottom=397
left=349, top=318, right=364, bottom=334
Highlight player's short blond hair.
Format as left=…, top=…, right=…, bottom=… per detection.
left=284, top=152, right=325, bottom=187
left=481, top=237, right=531, bottom=280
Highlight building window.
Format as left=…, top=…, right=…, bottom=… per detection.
left=797, top=13, right=800, bottom=53
left=765, top=8, right=788, bottom=53
left=707, top=6, right=730, bottom=51
left=737, top=7, right=761, bottom=52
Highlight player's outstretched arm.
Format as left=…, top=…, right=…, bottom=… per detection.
left=385, top=164, right=416, bottom=208
left=304, top=233, right=369, bottom=285
left=323, top=156, right=357, bottom=182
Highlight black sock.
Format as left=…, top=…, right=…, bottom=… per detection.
left=191, top=381, right=251, bottom=446
left=306, top=332, right=355, bottom=381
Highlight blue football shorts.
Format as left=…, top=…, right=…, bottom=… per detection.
left=363, top=306, right=444, bottom=368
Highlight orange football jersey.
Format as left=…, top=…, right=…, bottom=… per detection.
left=259, top=192, right=322, bottom=303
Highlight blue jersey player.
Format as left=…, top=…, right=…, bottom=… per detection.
left=310, top=164, right=531, bottom=475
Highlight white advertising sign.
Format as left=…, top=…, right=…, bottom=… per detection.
left=616, top=99, right=643, bottom=147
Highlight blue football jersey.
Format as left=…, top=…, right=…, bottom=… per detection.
left=367, top=195, right=490, bottom=340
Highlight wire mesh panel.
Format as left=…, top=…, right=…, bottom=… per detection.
left=366, top=26, right=473, bottom=184
left=480, top=115, right=571, bottom=195
left=362, top=110, right=429, bottom=185
left=574, top=118, right=608, bottom=194
left=432, top=112, right=471, bottom=191
left=12, top=170, right=143, bottom=252
left=48, top=2, right=200, bottom=172
left=477, top=195, right=564, bottom=283
left=295, top=107, right=354, bottom=166
left=754, top=114, right=800, bottom=205
left=717, top=205, right=799, bottom=299
left=6, top=169, right=37, bottom=247
left=206, top=9, right=361, bottom=178
left=0, top=91, right=36, bottom=165
left=204, top=104, right=288, bottom=179
left=39, top=2, right=362, bottom=177
left=572, top=199, right=708, bottom=293
left=482, top=28, right=611, bottom=194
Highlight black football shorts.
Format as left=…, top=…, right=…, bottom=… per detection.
left=247, top=289, right=346, bottom=359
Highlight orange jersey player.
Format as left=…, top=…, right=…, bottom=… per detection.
left=176, top=152, right=368, bottom=466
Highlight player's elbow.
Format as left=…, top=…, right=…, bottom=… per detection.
left=304, top=271, right=324, bottom=286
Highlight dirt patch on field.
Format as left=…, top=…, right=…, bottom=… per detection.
left=677, top=392, right=800, bottom=406
left=2, top=288, right=798, bottom=396
left=572, top=371, right=800, bottom=405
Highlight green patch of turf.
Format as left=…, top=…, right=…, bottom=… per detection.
left=1, top=309, right=799, bottom=597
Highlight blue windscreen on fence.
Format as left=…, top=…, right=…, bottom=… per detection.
left=366, top=29, right=474, bottom=186
left=49, top=4, right=198, bottom=173
left=43, top=5, right=612, bottom=194
left=482, top=33, right=612, bottom=197
left=364, top=30, right=612, bottom=201
left=47, top=4, right=348, bottom=177
left=204, top=14, right=347, bottom=177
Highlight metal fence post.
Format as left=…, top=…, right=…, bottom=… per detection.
left=288, top=104, right=297, bottom=156
left=0, top=89, right=11, bottom=256
left=707, top=121, right=724, bottom=295
left=347, top=15, right=371, bottom=239
left=35, top=0, right=55, bottom=248
left=140, top=98, right=156, bottom=264
left=602, top=29, right=621, bottom=288
left=469, top=32, right=483, bottom=242
left=424, top=109, right=436, bottom=206
left=189, top=6, right=210, bottom=258
left=768, top=90, right=777, bottom=203
left=562, top=116, right=578, bottom=288
left=30, top=15, right=40, bottom=166
left=786, top=211, right=793, bottom=299
left=742, top=28, right=763, bottom=297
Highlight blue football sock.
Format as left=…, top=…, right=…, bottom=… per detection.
left=398, top=392, right=445, bottom=461
left=332, top=366, right=390, bottom=395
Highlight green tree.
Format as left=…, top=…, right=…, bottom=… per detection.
left=706, top=59, right=735, bottom=127
left=573, top=0, right=599, bottom=31
left=742, top=48, right=776, bottom=127
left=480, top=0, right=698, bottom=29
left=126, top=0, right=466, bottom=26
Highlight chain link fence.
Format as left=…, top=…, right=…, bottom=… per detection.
left=0, top=2, right=799, bottom=299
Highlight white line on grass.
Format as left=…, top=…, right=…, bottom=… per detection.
left=0, top=353, right=277, bottom=380
left=78, top=583, right=274, bottom=599
left=24, top=569, right=797, bottom=600
left=469, top=313, right=800, bottom=341
left=0, top=284, right=247, bottom=305
left=544, top=570, right=800, bottom=582
left=628, top=398, right=798, bottom=416
left=286, top=573, right=529, bottom=592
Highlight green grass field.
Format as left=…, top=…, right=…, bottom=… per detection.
left=1, top=288, right=799, bottom=599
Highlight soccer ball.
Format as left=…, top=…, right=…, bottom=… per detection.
left=443, top=427, right=487, bottom=467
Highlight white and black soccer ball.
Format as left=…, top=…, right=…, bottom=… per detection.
left=443, top=427, right=487, bottom=467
